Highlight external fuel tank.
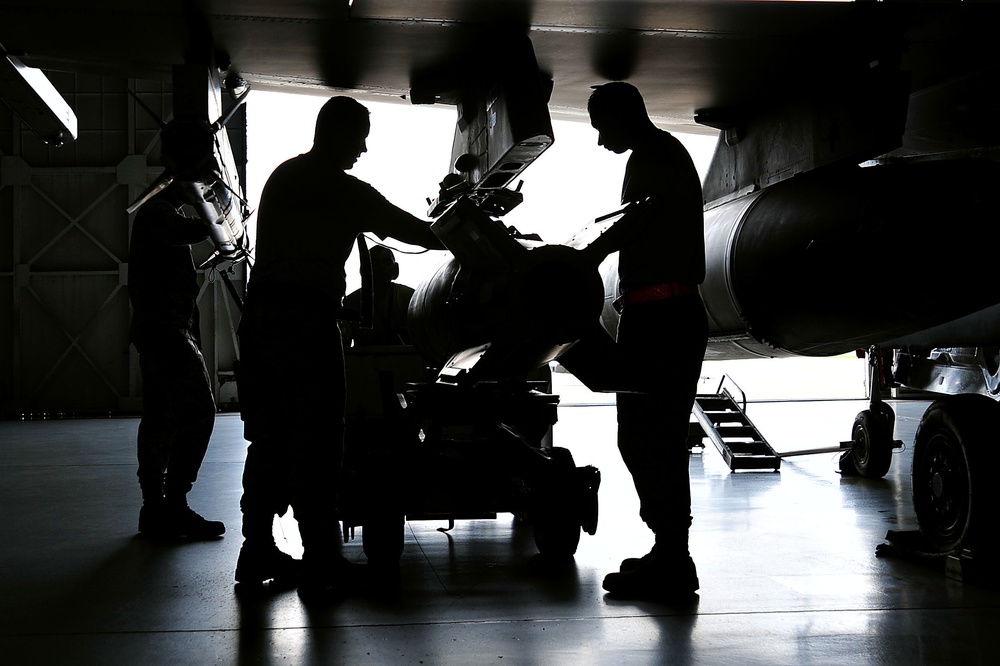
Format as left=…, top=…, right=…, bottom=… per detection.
left=411, top=159, right=1000, bottom=374
left=697, top=158, right=1000, bottom=358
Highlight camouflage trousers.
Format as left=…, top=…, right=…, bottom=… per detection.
left=136, top=338, right=216, bottom=500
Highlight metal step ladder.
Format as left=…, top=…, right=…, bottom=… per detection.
left=692, top=377, right=781, bottom=471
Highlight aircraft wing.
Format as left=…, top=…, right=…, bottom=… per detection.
left=1, top=1, right=994, bottom=135
left=5, top=0, right=1000, bottom=370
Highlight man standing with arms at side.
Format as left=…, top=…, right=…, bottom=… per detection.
left=128, top=184, right=225, bottom=540
left=588, top=82, right=708, bottom=602
left=235, top=97, right=443, bottom=600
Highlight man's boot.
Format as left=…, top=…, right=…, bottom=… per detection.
left=618, top=544, right=657, bottom=573
left=160, top=482, right=225, bottom=539
left=603, top=530, right=699, bottom=603
left=603, top=551, right=699, bottom=603
left=296, top=520, right=367, bottom=603
left=138, top=474, right=167, bottom=536
left=235, top=513, right=302, bottom=587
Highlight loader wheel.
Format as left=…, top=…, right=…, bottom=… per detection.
left=532, top=447, right=582, bottom=558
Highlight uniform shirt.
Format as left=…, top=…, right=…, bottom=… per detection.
left=249, top=152, right=435, bottom=305
left=619, top=129, right=706, bottom=289
left=128, top=198, right=209, bottom=351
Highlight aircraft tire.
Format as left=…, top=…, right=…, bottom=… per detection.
left=911, top=395, right=999, bottom=553
left=844, top=408, right=894, bottom=478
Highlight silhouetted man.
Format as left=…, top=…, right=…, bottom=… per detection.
left=128, top=184, right=225, bottom=540
left=588, top=82, right=708, bottom=602
left=235, top=96, right=443, bottom=600
left=341, top=246, right=416, bottom=347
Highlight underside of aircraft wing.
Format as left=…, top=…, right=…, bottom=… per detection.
left=1, top=1, right=995, bottom=133
left=5, top=1, right=1000, bottom=358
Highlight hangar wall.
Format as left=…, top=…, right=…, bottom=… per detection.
left=0, top=73, right=246, bottom=417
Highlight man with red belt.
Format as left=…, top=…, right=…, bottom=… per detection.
left=588, top=81, right=708, bottom=602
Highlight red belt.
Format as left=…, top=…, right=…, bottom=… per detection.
left=613, top=281, right=699, bottom=313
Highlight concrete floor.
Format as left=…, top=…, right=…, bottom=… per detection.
left=2, top=373, right=1000, bottom=665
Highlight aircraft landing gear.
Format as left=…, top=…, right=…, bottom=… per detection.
left=841, top=403, right=896, bottom=478
left=911, top=395, right=1000, bottom=553
left=840, top=347, right=900, bottom=478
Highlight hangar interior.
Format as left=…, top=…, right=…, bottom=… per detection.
left=1, top=73, right=244, bottom=418
left=2, top=74, right=1000, bottom=665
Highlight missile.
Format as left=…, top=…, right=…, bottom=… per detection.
left=407, top=197, right=641, bottom=384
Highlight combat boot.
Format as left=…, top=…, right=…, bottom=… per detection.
left=137, top=475, right=167, bottom=536
left=159, top=500, right=226, bottom=539
left=138, top=501, right=167, bottom=536
left=618, top=544, right=657, bottom=573
left=295, top=520, right=368, bottom=603
left=603, top=551, right=699, bottom=603
left=296, top=553, right=368, bottom=603
left=235, top=542, right=302, bottom=586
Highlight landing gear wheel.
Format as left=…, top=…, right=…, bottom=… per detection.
left=532, top=447, right=582, bottom=558
left=841, top=406, right=894, bottom=478
left=912, top=396, right=999, bottom=553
